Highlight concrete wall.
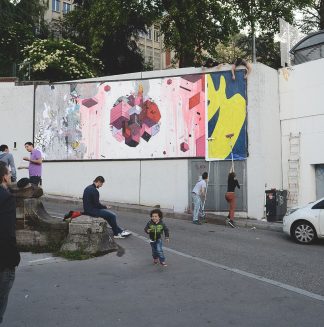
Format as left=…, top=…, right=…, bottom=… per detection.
left=0, top=64, right=282, bottom=217
left=43, top=159, right=189, bottom=212
left=0, top=82, right=34, bottom=180
left=279, top=58, right=324, bottom=205
left=247, top=63, right=282, bottom=219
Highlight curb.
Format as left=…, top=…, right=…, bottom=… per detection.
left=43, top=194, right=283, bottom=233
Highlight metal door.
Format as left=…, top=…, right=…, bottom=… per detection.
left=189, top=159, right=247, bottom=212
left=315, top=164, right=324, bottom=199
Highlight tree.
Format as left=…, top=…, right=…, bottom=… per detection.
left=297, top=0, right=324, bottom=32
left=158, top=0, right=238, bottom=67
left=215, top=33, right=281, bottom=69
left=63, top=0, right=160, bottom=75
left=229, top=0, right=311, bottom=61
left=0, top=0, right=48, bottom=76
left=20, top=39, right=103, bottom=82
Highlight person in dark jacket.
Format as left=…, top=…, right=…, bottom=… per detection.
left=144, top=209, right=169, bottom=267
left=82, top=176, right=131, bottom=239
left=0, top=162, right=20, bottom=324
left=225, top=170, right=240, bottom=228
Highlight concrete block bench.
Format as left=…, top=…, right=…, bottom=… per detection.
left=60, top=215, right=118, bottom=255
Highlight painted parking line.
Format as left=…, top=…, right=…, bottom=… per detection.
left=131, top=231, right=324, bottom=302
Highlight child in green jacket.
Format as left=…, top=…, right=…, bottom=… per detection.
left=144, top=209, right=169, bottom=267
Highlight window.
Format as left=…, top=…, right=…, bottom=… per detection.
left=52, top=0, right=60, bottom=12
left=154, top=30, right=160, bottom=42
left=63, top=2, right=71, bottom=14
left=147, top=28, right=152, bottom=40
left=312, top=200, right=324, bottom=209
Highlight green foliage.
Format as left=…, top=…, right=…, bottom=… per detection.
left=296, top=0, right=324, bottom=32
left=21, top=39, right=103, bottom=82
left=62, top=0, right=160, bottom=75
left=0, top=0, right=48, bottom=76
left=159, top=0, right=238, bottom=67
left=215, top=34, right=251, bottom=64
left=58, top=250, right=94, bottom=261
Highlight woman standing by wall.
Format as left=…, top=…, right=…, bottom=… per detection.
left=225, top=170, right=240, bottom=228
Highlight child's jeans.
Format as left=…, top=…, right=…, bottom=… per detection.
left=150, top=239, right=165, bottom=263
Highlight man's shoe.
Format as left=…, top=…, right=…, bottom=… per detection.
left=114, top=233, right=125, bottom=239
left=160, top=262, right=168, bottom=267
left=153, top=259, right=159, bottom=265
left=228, top=220, right=236, bottom=228
left=120, top=230, right=132, bottom=237
left=193, top=220, right=202, bottom=225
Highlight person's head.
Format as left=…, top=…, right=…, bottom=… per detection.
left=0, top=144, right=9, bottom=152
left=150, top=209, right=163, bottom=223
left=202, top=172, right=208, bottom=180
left=24, top=142, right=34, bottom=152
left=235, top=58, right=243, bottom=66
left=228, top=172, right=236, bottom=179
left=204, top=58, right=219, bottom=68
left=93, top=176, right=105, bottom=188
left=0, top=162, right=11, bottom=186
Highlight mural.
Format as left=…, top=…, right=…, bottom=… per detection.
left=34, top=74, right=206, bottom=160
left=206, top=70, right=247, bottom=161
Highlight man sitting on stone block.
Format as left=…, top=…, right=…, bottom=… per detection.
left=82, top=176, right=131, bottom=239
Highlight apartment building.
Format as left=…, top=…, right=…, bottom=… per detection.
left=44, top=0, right=74, bottom=37
left=137, top=25, right=175, bottom=70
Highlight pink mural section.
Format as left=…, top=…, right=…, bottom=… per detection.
left=78, top=86, right=107, bottom=159
left=34, top=74, right=206, bottom=160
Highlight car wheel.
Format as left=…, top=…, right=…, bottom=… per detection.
left=291, top=221, right=317, bottom=244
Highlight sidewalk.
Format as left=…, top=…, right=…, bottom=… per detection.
left=43, top=194, right=283, bottom=233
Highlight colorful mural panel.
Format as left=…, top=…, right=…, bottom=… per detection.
left=34, top=74, right=206, bottom=160
left=206, top=70, right=247, bottom=161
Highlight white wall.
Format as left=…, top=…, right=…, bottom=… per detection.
left=43, top=160, right=189, bottom=212
left=0, top=64, right=282, bottom=216
left=279, top=58, right=324, bottom=205
left=0, top=83, right=34, bottom=180
left=247, top=63, right=282, bottom=219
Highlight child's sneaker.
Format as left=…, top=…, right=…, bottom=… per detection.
left=160, top=262, right=168, bottom=267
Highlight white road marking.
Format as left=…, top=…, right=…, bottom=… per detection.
left=131, top=232, right=324, bottom=302
left=28, top=257, right=53, bottom=263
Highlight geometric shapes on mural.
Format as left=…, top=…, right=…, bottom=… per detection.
left=110, top=84, right=161, bottom=147
left=189, top=92, right=200, bottom=110
left=141, top=124, right=152, bottom=142
left=196, top=135, right=205, bottom=157
left=139, top=100, right=161, bottom=127
left=151, top=123, right=160, bottom=136
left=110, top=101, right=131, bottom=129
left=180, top=142, right=189, bottom=152
left=81, top=97, right=98, bottom=108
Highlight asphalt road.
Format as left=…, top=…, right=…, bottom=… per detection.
left=3, top=200, right=324, bottom=327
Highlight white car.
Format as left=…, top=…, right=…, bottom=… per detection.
left=283, top=197, right=324, bottom=244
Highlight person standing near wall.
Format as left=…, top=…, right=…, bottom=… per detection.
left=18, top=142, right=42, bottom=186
left=192, top=172, right=208, bottom=225
left=225, top=169, right=240, bottom=228
left=0, top=145, right=16, bottom=182
left=0, top=162, right=21, bottom=324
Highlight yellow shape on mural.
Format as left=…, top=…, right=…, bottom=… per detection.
left=207, top=74, right=246, bottom=159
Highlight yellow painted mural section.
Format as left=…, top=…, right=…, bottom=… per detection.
left=207, top=74, right=246, bottom=160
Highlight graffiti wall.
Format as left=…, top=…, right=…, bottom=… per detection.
left=35, top=74, right=206, bottom=160
left=206, top=70, right=247, bottom=160
left=34, top=70, right=247, bottom=161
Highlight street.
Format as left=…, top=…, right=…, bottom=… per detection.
left=3, top=200, right=324, bottom=327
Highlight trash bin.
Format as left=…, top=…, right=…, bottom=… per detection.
left=265, top=189, right=287, bottom=222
